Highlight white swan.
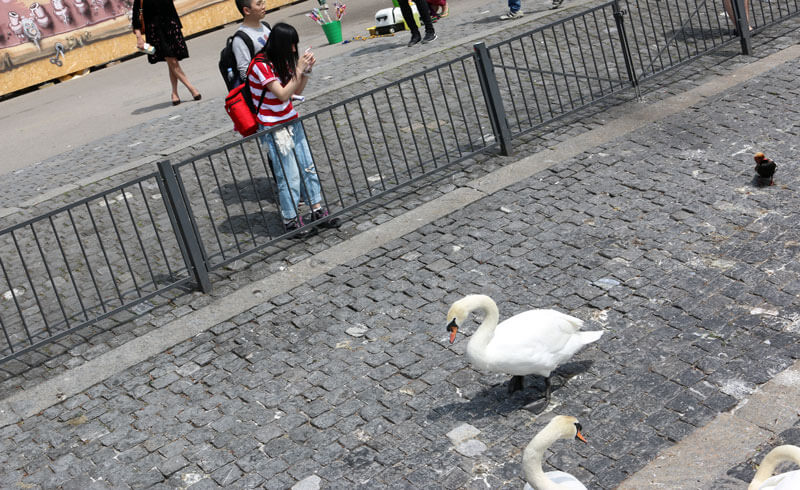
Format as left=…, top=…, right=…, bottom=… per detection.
left=522, top=415, right=588, bottom=490
left=749, top=445, right=800, bottom=490
left=446, top=294, right=603, bottom=408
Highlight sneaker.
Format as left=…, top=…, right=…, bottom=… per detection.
left=308, top=208, right=341, bottom=229
left=283, top=216, right=310, bottom=238
left=499, top=9, right=523, bottom=19
left=422, top=31, right=437, bottom=44
left=550, top=0, right=563, bottom=8
left=407, top=32, right=421, bottom=47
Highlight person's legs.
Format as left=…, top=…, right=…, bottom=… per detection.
left=167, top=63, right=179, bottom=103
left=290, top=122, right=323, bottom=210
left=397, top=0, right=422, bottom=45
left=166, top=57, right=200, bottom=99
left=508, top=0, right=520, bottom=13
left=259, top=129, right=302, bottom=223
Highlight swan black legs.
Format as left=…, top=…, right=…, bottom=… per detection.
left=508, top=375, right=524, bottom=394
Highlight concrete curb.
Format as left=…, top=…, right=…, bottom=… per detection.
left=618, top=359, right=800, bottom=489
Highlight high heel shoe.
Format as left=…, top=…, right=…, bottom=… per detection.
left=193, top=93, right=202, bottom=101
left=171, top=98, right=181, bottom=106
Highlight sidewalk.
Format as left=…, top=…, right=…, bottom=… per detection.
left=0, top=4, right=799, bottom=490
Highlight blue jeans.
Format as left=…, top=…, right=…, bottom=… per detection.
left=259, top=120, right=323, bottom=221
left=508, top=0, right=520, bottom=12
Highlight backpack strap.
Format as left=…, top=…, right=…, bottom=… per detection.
left=233, top=30, right=256, bottom=58
left=245, top=54, right=269, bottom=114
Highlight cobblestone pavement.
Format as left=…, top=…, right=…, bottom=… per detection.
left=0, top=17, right=798, bottom=488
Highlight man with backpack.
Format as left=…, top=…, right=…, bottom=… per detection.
left=220, top=0, right=271, bottom=90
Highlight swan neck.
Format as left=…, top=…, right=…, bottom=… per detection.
left=471, top=296, right=499, bottom=342
left=522, top=425, right=566, bottom=490
left=750, top=445, right=800, bottom=490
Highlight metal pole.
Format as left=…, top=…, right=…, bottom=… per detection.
left=473, top=42, right=512, bottom=156
left=732, top=0, right=752, bottom=55
left=612, top=2, right=639, bottom=90
left=157, top=160, right=212, bottom=293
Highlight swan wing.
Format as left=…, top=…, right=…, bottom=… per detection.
left=758, top=470, right=800, bottom=489
left=545, top=470, right=587, bottom=490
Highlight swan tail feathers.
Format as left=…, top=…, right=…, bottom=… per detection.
left=578, top=330, right=603, bottom=345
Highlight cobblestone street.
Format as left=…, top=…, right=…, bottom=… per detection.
left=1, top=1, right=799, bottom=489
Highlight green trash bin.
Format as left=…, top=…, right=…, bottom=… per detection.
left=321, top=20, right=343, bottom=44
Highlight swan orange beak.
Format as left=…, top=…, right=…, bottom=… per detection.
left=576, top=429, right=587, bottom=443
left=446, top=318, right=458, bottom=344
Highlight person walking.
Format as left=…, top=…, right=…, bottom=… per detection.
left=132, top=0, right=201, bottom=105
left=248, top=23, right=336, bottom=232
left=397, top=0, right=436, bottom=46
left=722, top=0, right=752, bottom=33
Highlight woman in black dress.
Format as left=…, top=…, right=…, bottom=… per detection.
left=132, top=0, right=201, bottom=105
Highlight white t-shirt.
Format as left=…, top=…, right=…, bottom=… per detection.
left=233, top=23, right=271, bottom=80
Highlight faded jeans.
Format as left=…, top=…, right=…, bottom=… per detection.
left=259, top=120, right=323, bottom=221
left=508, top=0, right=520, bottom=13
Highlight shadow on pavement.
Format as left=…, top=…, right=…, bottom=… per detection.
left=131, top=101, right=177, bottom=115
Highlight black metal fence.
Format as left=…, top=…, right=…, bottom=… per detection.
left=0, top=0, right=797, bottom=364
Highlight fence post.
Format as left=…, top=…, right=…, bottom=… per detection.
left=157, top=160, right=212, bottom=293
left=612, top=2, right=639, bottom=89
left=732, top=0, right=753, bottom=55
left=473, top=42, right=512, bottom=156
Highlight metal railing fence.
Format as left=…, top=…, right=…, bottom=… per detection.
left=0, top=172, right=195, bottom=361
left=174, top=53, right=495, bottom=272
left=0, top=0, right=797, bottom=364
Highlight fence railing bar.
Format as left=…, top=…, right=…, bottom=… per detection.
left=517, top=34, right=545, bottom=124
left=47, top=216, right=89, bottom=322
left=369, top=92, right=401, bottom=185
left=0, top=312, right=13, bottom=354
left=459, top=58, right=489, bottom=149
left=495, top=44, right=524, bottom=131
left=184, top=160, right=222, bottom=262
left=330, top=107, right=361, bottom=201
left=359, top=98, right=387, bottom=191
left=223, top=147, right=258, bottom=248
left=423, top=71, right=452, bottom=166
left=542, top=28, right=566, bottom=115
left=240, top=141, right=276, bottom=243
left=207, top=154, right=244, bottom=255
left=563, top=21, right=587, bottom=107
left=103, top=195, right=142, bottom=298
left=436, top=67, right=463, bottom=160
left=693, top=0, right=712, bottom=53
left=645, top=0, right=667, bottom=72
left=85, top=202, right=124, bottom=304
left=553, top=24, right=577, bottom=111
left=10, top=230, right=53, bottom=337
left=137, top=181, right=177, bottom=280
left=410, top=76, right=439, bottom=171
left=530, top=31, right=556, bottom=120
left=343, top=101, right=375, bottom=197
left=0, top=255, right=33, bottom=345
left=397, top=80, right=427, bottom=175
left=120, top=188, right=159, bottom=291
left=572, top=17, right=595, bottom=103
left=309, top=113, right=346, bottom=208
left=30, top=222, right=72, bottom=330
left=583, top=14, right=604, bottom=98
left=67, top=208, right=107, bottom=314
left=507, top=39, right=535, bottom=129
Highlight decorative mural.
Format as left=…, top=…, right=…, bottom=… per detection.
left=0, top=0, right=133, bottom=51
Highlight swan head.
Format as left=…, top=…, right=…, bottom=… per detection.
left=553, top=415, right=587, bottom=443
left=446, top=312, right=462, bottom=344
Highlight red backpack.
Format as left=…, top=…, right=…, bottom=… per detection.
left=225, top=54, right=267, bottom=137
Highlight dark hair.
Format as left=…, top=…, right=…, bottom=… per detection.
left=263, top=22, right=299, bottom=84
left=235, top=0, right=251, bottom=16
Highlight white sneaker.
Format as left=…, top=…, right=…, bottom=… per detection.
left=499, top=10, right=523, bottom=19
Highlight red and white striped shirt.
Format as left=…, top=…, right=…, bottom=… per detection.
left=248, top=60, right=298, bottom=127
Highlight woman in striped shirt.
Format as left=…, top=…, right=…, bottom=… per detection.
left=249, top=23, right=334, bottom=232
